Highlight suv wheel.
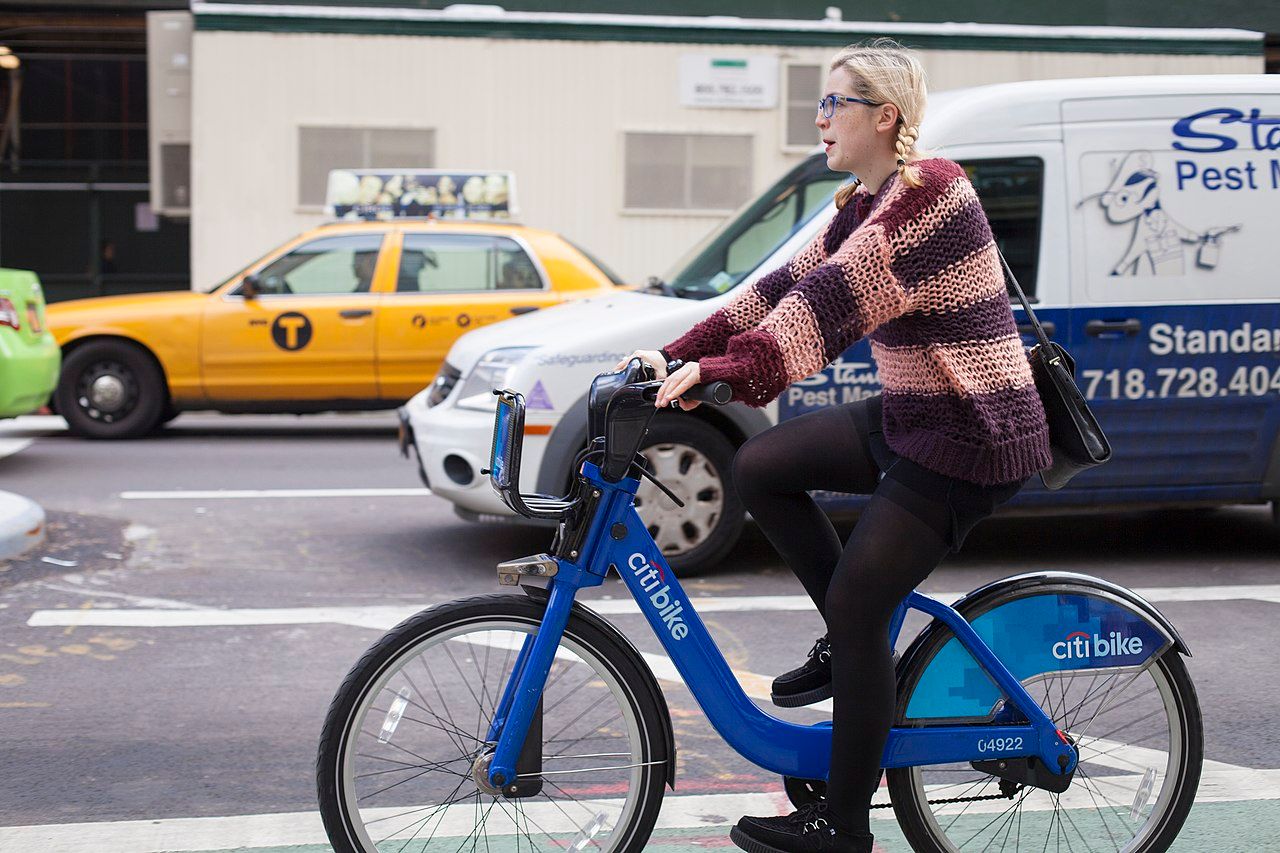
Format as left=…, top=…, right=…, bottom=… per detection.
left=55, top=340, right=166, bottom=439
left=633, top=415, right=744, bottom=575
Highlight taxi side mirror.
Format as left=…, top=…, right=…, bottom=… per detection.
left=241, top=274, right=260, bottom=299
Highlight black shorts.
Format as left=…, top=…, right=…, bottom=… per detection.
left=858, top=396, right=1026, bottom=552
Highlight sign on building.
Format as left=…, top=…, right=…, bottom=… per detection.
left=679, top=54, right=779, bottom=109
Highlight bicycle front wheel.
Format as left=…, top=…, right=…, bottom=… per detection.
left=317, top=594, right=669, bottom=852
left=888, top=585, right=1203, bottom=853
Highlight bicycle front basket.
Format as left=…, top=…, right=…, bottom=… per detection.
left=489, top=389, right=525, bottom=503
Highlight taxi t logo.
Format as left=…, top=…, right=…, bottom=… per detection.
left=627, top=553, right=687, bottom=640
left=272, top=312, right=313, bottom=351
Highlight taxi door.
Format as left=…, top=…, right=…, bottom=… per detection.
left=375, top=230, right=560, bottom=401
left=1063, top=94, right=1280, bottom=494
left=201, top=232, right=387, bottom=403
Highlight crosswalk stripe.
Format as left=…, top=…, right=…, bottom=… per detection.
left=25, top=584, right=1280, bottom=634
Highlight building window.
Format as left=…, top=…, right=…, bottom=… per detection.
left=297, top=127, right=435, bottom=207
left=623, top=132, right=752, bottom=211
left=784, top=63, right=823, bottom=149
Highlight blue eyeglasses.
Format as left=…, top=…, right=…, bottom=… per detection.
left=818, top=94, right=882, bottom=119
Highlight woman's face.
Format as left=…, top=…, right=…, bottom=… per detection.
left=815, top=68, right=893, bottom=175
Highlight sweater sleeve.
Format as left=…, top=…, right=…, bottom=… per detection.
left=695, top=165, right=959, bottom=407
left=661, top=201, right=857, bottom=364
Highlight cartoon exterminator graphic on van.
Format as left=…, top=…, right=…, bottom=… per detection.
left=1078, top=150, right=1241, bottom=276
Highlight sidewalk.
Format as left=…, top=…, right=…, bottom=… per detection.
left=0, top=489, right=44, bottom=560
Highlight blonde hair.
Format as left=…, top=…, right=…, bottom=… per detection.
left=829, top=38, right=928, bottom=209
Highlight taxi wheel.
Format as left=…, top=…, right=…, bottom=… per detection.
left=56, top=340, right=166, bottom=439
left=633, top=416, right=744, bottom=576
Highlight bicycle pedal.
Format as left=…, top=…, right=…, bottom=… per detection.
left=497, top=553, right=559, bottom=586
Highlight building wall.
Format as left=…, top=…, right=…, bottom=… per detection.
left=190, top=30, right=1258, bottom=288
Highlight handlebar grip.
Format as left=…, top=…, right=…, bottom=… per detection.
left=680, top=381, right=733, bottom=406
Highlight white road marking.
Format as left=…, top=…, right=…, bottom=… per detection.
left=0, top=415, right=65, bottom=436
left=0, top=438, right=32, bottom=460
left=26, top=583, right=1280, bottom=633
left=119, top=488, right=431, bottom=499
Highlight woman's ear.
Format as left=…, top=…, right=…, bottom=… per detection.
left=876, top=103, right=900, bottom=133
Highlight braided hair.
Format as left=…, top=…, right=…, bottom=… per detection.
left=829, top=38, right=928, bottom=209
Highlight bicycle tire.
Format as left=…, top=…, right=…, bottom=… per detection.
left=887, top=582, right=1203, bottom=853
left=317, top=594, right=669, bottom=852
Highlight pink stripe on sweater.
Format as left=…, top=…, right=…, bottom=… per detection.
left=831, top=225, right=907, bottom=332
left=890, top=177, right=973, bottom=252
left=759, top=293, right=827, bottom=383
left=790, top=231, right=829, bottom=280
left=871, top=335, right=1033, bottom=396
left=906, top=242, right=1004, bottom=315
left=722, top=285, right=771, bottom=332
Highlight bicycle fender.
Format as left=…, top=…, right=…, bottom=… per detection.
left=521, top=584, right=677, bottom=789
left=897, top=571, right=1189, bottom=724
left=954, top=571, right=1189, bottom=656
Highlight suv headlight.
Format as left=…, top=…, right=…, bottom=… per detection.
left=455, top=347, right=538, bottom=411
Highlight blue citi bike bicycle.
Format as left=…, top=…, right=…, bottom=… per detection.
left=317, top=361, right=1202, bottom=852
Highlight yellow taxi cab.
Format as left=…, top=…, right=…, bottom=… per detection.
left=46, top=219, right=625, bottom=438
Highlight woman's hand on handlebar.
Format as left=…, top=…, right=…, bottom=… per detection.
left=655, top=361, right=702, bottom=410
left=614, top=350, right=668, bottom=378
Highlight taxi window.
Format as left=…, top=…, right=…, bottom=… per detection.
left=958, top=157, right=1044, bottom=299
left=397, top=234, right=544, bottom=293
left=253, top=234, right=385, bottom=295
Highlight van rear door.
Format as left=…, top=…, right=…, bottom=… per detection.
left=1062, top=92, right=1280, bottom=497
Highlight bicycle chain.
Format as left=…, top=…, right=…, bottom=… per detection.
left=869, top=786, right=1022, bottom=809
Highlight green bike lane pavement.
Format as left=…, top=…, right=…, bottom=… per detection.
left=2, top=794, right=1278, bottom=852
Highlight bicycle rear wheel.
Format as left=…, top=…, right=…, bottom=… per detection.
left=888, top=585, right=1203, bottom=853
left=317, top=594, right=668, bottom=852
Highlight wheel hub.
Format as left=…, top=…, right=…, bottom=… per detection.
left=89, top=374, right=127, bottom=412
left=471, top=749, right=502, bottom=796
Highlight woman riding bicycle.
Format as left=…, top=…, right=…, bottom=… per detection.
left=619, top=38, right=1052, bottom=853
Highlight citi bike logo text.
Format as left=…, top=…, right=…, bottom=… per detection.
left=628, top=553, right=688, bottom=640
left=1052, top=630, right=1144, bottom=661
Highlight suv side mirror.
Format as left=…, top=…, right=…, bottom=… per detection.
left=241, top=274, right=260, bottom=299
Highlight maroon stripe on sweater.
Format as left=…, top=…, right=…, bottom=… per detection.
left=796, top=264, right=866, bottom=362
left=823, top=201, right=861, bottom=254
left=881, top=385, right=1052, bottom=484
left=756, top=264, right=799, bottom=308
left=697, top=329, right=791, bottom=408
left=890, top=198, right=994, bottom=288
left=870, top=291, right=1018, bottom=349
left=870, top=160, right=964, bottom=232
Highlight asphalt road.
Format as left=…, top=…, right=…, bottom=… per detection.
left=1, top=411, right=1278, bottom=852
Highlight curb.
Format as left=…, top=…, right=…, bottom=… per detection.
left=0, top=490, right=45, bottom=561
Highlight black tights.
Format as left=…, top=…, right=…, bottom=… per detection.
left=732, top=399, right=954, bottom=836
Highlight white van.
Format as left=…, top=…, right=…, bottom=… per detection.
left=402, top=74, right=1280, bottom=572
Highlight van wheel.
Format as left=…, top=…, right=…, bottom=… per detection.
left=633, top=415, right=744, bottom=576
left=55, top=340, right=165, bottom=439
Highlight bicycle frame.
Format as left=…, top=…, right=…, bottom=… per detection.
left=482, top=460, right=1078, bottom=791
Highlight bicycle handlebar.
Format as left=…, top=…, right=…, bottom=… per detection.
left=675, top=381, right=733, bottom=406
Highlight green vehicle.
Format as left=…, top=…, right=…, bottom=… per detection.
left=0, top=269, right=60, bottom=418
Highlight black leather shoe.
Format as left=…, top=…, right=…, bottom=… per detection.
left=771, top=635, right=832, bottom=707
left=729, top=802, right=873, bottom=853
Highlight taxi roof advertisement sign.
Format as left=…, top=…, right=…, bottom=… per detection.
left=325, top=169, right=517, bottom=221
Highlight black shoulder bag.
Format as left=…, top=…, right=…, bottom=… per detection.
left=997, top=248, right=1112, bottom=491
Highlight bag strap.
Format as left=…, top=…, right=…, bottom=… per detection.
left=994, top=244, right=1054, bottom=353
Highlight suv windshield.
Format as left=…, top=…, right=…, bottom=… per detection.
left=665, top=154, right=845, bottom=300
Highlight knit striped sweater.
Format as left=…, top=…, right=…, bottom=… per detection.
left=663, top=157, right=1051, bottom=485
